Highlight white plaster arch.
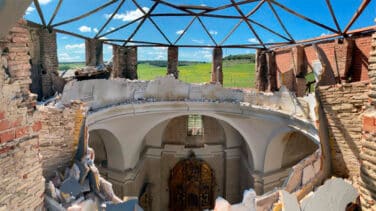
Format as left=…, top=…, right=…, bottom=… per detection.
left=263, top=127, right=320, bottom=173
left=87, top=102, right=318, bottom=172
left=88, top=129, right=125, bottom=170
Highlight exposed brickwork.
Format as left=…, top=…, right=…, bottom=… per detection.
left=38, top=102, right=85, bottom=178
left=28, top=27, right=65, bottom=100
left=318, top=82, right=368, bottom=178
left=274, top=35, right=372, bottom=92
left=211, top=47, right=223, bottom=84
left=359, top=31, right=376, bottom=210
left=0, top=20, right=44, bottom=210
left=112, top=46, right=138, bottom=79
left=85, top=38, right=103, bottom=66
left=168, top=46, right=179, bottom=79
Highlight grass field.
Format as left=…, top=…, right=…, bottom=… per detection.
left=59, top=60, right=255, bottom=88
left=138, top=61, right=255, bottom=88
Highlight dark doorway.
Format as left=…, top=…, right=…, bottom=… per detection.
left=169, top=156, right=215, bottom=211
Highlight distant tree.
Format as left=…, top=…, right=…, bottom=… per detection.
left=223, top=53, right=255, bottom=63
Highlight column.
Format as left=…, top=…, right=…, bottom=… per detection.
left=292, top=45, right=306, bottom=97
left=39, top=29, right=65, bottom=99
left=256, top=49, right=268, bottom=91
left=112, top=46, right=137, bottom=80
left=211, top=47, right=223, bottom=84
left=266, top=51, right=277, bottom=92
left=85, top=38, right=103, bottom=66
left=167, top=46, right=178, bottom=79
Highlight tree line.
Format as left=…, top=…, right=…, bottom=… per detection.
left=223, top=53, right=255, bottom=63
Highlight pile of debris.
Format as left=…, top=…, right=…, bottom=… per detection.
left=45, top=147, right=141, bottom=211
left=61, top=64, right=111, bottom=81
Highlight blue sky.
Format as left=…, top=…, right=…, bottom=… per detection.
left=24, top=0, right=375, bottom=62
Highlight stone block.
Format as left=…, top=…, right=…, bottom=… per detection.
left=302, top=165, right=315, bottom=185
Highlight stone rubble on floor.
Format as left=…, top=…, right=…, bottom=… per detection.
left=44, top=146, right=141, bottom=211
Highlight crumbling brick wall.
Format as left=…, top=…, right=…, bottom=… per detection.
left=28, top=27, right=65, bottom=100
left=0, top=20, right=45, bottom=210
left=38, top=102, right=85, bottom=178
left=274, top=34, right=372, bottom=92
left=359, top=31, right=376, bottom=210
left=318, top=82, right=368, bottom=179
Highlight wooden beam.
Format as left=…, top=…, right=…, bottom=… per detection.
left=198, top=0, right=261, bottom=15
left=174, top=17, right=196, bottom=45
left=343, top=0, right=371, bottom=34
left=95, top=0, right=126, bottom=38
left=97, top=16, right=144, bottom=38
left=33, top=0, right=47, bottom=26
left=151, top=13, right=243, bottom=19
left=51, top=0, right=118, bottom=27
left=324, top=0, right=341, bottom=34
left=47, top=0, right=63, bottom=27
left=153, top=0, right=196, bottom=15
left=54, top=28, right=91, bottom=40
left=266, top=0, right=294, bottom=41
left=270, top=25, right=376, bottom=49
left=231, top=0, right=266, bottom=48
left=270, top=0, right=339, bottom=34
left=197, top=17, right=217, bottom=46
left=132, top=0, right=172, bottom=44
left=123, top=2, right=159, bottom=46
left=220, top=0, right=265, bottom=45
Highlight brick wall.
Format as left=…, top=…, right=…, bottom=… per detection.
left=359, top=31, right=376, bottom=210
left=38, top=102, right=85, bottom=178
left=318, top=82, right=368, bottom=179
left=28, top=27, right=65, bottom=100
left=274, top=34, right=372, bottom=92
left=0, top=20, right=45, bottom=210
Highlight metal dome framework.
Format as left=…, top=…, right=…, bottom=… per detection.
left=29, top=0, right=374, bottom=49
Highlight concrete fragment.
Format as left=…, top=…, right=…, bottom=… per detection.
left=280, top=190, right=300, bottom=211
left=242, top=189, right=256, bottom=209
left=45, top=195, right=65, bottom=211
left=69, top=163, right=80, bottom=181
left=300, top=178, right=358, bottom=211
left=100, top=177, right=122, bottom=203
left=214, top=197, right=231, bottom=211
left=60, top=177, right=82, bottom=197
left=106, top=199, right=139, bottom=211
left=302, top=165, right=315, bottom=185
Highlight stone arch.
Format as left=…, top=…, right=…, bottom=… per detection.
left=264, top=128, right=319, bottom=173
left=88, top=129, right=124, bottom=170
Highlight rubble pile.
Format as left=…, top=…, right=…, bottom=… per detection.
left=44, top=147, right=139, bottom=211
left=61, top=64, right=111, bottom=81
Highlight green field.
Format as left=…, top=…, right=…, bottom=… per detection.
left=138, top=61, right=255, bottom=88
left=59, top=60, right=255, bottom=88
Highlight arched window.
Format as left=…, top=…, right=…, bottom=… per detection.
left=187, top=114, right=203, bottom=136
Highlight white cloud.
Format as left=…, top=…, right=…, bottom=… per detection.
left=25, top=6, right=35, bottom=15
left=176, top=30, right=184, bottom=35
left=65, top=43, right=85, bottom=50
left=105, top=7, right=149, bottom=22
left=248, top=38, right=258, bottom=43
left=209, top=30, right=218, bottom=35
left=79, top=25, right=91, bottom=33
left=192, top=39, right=204, bottom=44
left=93, top=28, right=99, bottom=33
left=38, top=0, right=52, bottom=5
left=99, top=36, right=108, bottom=40
left=58, top=52, right=81, bottom=62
